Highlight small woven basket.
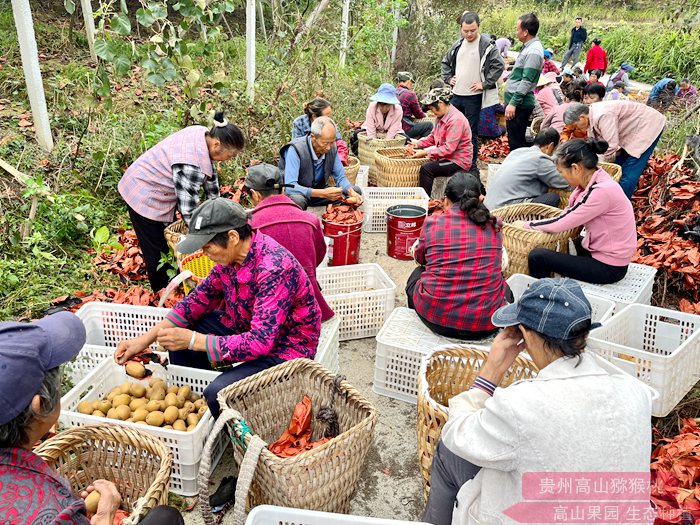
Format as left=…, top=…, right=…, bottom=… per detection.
left=357, top=132, right=406, bottom=184
left=179, top=251, right=215, bottom=294
left=35, top=424, right=172, bottom=524
left=344, top=156, right=361, bottom=185
left=415, top=116, right=436, bottom=124
left=164, top=220, right=188, bottom=252
left=491, top=203, right=581, bottom=277
left=374, top=147, right=428, bottom=187
left=417, top=345, right=538, bottom=500
left=197, top=359, right=377, bottom=525
left=548, top=162, right=623, bottom=208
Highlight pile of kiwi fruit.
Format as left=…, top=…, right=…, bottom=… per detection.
left=76, top=377, right=208, bottom=432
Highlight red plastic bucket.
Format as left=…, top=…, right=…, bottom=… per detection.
left=386, top=204, right=427, bottom=260
left=323, top=218, right=363, bottom=266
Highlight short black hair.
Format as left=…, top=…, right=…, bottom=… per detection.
left=518, top=12, right=539, bottom=36
left=534, top=127, right=560, bottom=148
left=460, top=11, right=480, bottom=25
left=208, top=224, right=253, bottom=247
left=584, top=83, right=606, bottom=100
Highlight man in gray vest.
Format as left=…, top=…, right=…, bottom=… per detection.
left=280, top=116, right=363, bottom=210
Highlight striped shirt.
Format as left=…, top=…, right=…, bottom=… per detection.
left=505, top=37, right=544, bottom=109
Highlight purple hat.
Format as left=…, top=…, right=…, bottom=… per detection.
left=0, top=311, right=86, bottom=425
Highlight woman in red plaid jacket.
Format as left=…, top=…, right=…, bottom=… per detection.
left=406, top=172, right=509, bottom=340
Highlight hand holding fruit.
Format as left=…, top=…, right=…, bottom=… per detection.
left=115, top=338, right=150, bottom=365
left=346, top=188, right=363, bottom=206
left=409, top=149, right=428, bottom=159
left=323, top=186, right=344, bottom=201
left=82, top=479, right=121, bottom=525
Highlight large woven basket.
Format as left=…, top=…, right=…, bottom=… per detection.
left=35, top=424, right=172, bottom=524
left=491, top=203, right=581, bottom=278
left=530, top=116, right=543, bottom=135
left=344, top=156, right=361, bottom=185
left=374, top=147, right=428, bottom=187
left=164, top=219, right=187, bottom=252
left=357, top=132, right=406, bottom=184
left=417, top=345, right=538, bottom=500
left=548, top=162, right=623, bottom=208
left=198, top=359, right=377, bottom=525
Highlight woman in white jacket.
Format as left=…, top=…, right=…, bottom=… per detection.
left=423, top=278, right=653, bottom=525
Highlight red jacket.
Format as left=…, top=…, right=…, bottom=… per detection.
left=584, top=44, right=608, bottom=73
left=250, top=195, right=334, bottom=321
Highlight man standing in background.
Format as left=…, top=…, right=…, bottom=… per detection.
left=504, top=12, right=544, bottom=150
left=561, top=17, right=587, bottom=67
left=441, top=11, right=505, bottom=174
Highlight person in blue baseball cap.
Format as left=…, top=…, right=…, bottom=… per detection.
left=0, top=312, right=184, bottom=525
left=422, top=278, right=654, bottom=525
left=606, top=61, right=635, bottom=93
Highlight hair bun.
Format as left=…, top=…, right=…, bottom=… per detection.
left=214, top=111, right=226, bottom=123
left=588, top=139, right=609, bottom=155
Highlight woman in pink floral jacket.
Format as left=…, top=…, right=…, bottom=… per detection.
left=116, top=198, right=321, bottom=416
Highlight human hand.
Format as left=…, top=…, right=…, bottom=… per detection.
left=83, top=480, right=121, bottom=525
left=115, top=338, right=150, bottom=365
left=410, top=149, right=428, bottom=159
left=347, top=188, right=364, bottom=206
left=156, top=327, right=194, bottom=351
left=480, top=326, right=526, bottom=385
left=470, top=81, right=484, bottom=91
left=410, top=139, right=419, bottom=147
left=505, top=104, right=516, bottom=120
left=511, top=220, right=526, bottom=228
left=323, top=186, right=344, bottom=201
left=449, top=76, right=456, bottom=86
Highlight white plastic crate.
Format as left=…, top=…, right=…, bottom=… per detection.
left=318, top=263, right=397, bottom=341
left=576, top=263, right=657, bottom=313
left=246, top=505, right=430, bottom=525
left=317, top=315, right=341, bottom=373
left=60, top=359, right=226, bottom=496
left=356, top=165, right=369, bottom=188
left=507, top=274, right=616, bottom=324
left=374, top=307, right=473, bottom=404
left=360, top=187, right=429, bottom=233
left=588, top=304, right=700, bottom=417
left=77, top=302, right=169, bottom=347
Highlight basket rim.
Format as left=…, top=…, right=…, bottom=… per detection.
left=220, top=358, right=377, bottom=464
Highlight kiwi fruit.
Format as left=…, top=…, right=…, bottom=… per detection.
left=129, top=398, right=147, bottom=411
left=106, top=408, right=118, bottom=419
left=150, top=388, right=166, bottom=401
left=132, top=408, right=149, bottom=422
left=77, top=401, right=94, bottom=414
left=173, top=419, right=187, bottom=432
left=146, top=411, right=165, bottom=427
left=125, top=362, right=147, bottom=379
left=178, top=385, right=192, bottom=399
left=186, top=413, right=199, bottom=427
left=114, top=405, right=131, bottom=421
left=186, top=424, right=197, bottom=432
left=145, top=400, right=162, bottom=412
left=167, top=385, right=179, bottom=395
left=91, top=410, right=106, bottom=418
left=163, top=406, right=179, bottom=425
left=130, top=383, right=146, bottom=398
left=96, top=400, right=112, bottom=414
left=164, top=393, right=178, bottom=408
left=84, top=490, right=101, bottom=514
left=119, top=382, right=132, bottom=394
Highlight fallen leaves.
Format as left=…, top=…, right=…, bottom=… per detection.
left=651, top=418, right=700, bottom=523
left=49, top=286, right=183, bottom=313
left=93, top=229, right=146, bottom=281
left=478, top=136, right=510, bottom=161
left=18, top=118, right=32, bottom=128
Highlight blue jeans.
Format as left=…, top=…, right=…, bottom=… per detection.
left=616, top=133, right=662, bottom=198
left=168, top=311, right=285, bottom=417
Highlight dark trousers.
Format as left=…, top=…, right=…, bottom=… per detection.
left=419, top=161, right=463, bottom=197
left=505, top=105, right=534, bottom=151
left=140, top=506, right=185, bottom=524
left=530, top=192, right=563, bottom=207
left=288, top=185, right=363, bottom=211
left=168, top=311, right=285, bottom=417
left=406, top=267, right=500, bottom=341
left=126, top=204, right=174, bottom=293
left=423, top=441, right=481, bottom=525
left=452, top=94, right=482, bottom=172
left=528, top=242, right=628, bottom=284
left=405, top=121, right=434, bottom=139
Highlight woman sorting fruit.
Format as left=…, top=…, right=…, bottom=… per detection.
left=517, top=138, right=636, bottom=284
left=291, top=96, right=349, bottom=165
left=115, top=198, right=321, bottom=417
left=118, top=112, right=245, bottom=293
left=406, top=87, right=474, bottom=197
left=0, top=312, right=184, bottom=524
left=423, top=278, right=653, bottom=525
left=406, top=172, right=508, bottom=340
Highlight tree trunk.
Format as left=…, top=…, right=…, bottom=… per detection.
left=339, top=0, right=350, bottom=67
left=291, top=0, right=331, bottom=49
left=246, top=0, right=256, bottom=102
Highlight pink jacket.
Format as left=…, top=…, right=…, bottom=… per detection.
left=589, top=101, right=667, bottom=160
left=524, top=168, right=636, bottom=267
left=362, top=102, right=404, bottom=140
left=249, top=194, right=334, bottom=321
left=542, top=101, right=571, bottom=133
left=535, top=86, right=559, bottom=118
left=416, top=104, right=473, bottom=171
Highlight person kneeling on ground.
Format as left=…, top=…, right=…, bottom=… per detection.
left=484, top=127, right=568, bottom=210
left=406, top=172, right=507, bottom=340
left=0, top=312, right=184, bottom=525
left=517, top=139, right=636, bottom=284
left=351, top=83, right=407, bottom=154
left=280, top=116, right=363, bottom=210
left=116, top=198, right=321, bottom=416
left=245, top=163, right=334, bottom=321
left=407, top=87, right=474, bottom=197
left=423, top=278, right=653, bottom=525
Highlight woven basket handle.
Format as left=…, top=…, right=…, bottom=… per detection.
left=231, top=435, right=265, bottom=525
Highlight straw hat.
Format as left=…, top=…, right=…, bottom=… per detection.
left=537, top=72, right=558, bottom=87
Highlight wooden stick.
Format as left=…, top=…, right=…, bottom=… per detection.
left=0, top=157, right=41, bottom=239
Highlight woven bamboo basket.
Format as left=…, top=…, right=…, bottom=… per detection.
left=344, top=156, right=361, bottom=185
left=164, top=219, right=187, bottom=252
left=197, top=359, right=377, bottom=525
left=35, top=424, right=172, bottom=524
left=491, top=203, right=581, bottom=278
left=417, top=345, right=538, bottom=500
left=530, top=116, right=543, bottom=135
left=415, top=116, right=437, bottom=124
left=357, top=132, right=406, bottom=184
left=374, top=147, right=428, bottom=187
left=548, top=162, right=623, bottom=208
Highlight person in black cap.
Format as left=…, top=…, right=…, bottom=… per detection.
left=422, top=278, right=653, bottom=525
left=396, top=71, right=433, bottom=139
left=0, top=312, right=183, bottom=524
left=116, top=197, right=321, bottom=417
left=245, top=163, right=334, bottom=321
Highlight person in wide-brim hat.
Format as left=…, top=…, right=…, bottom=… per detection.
left=359, top=82, right=406, bottom=142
